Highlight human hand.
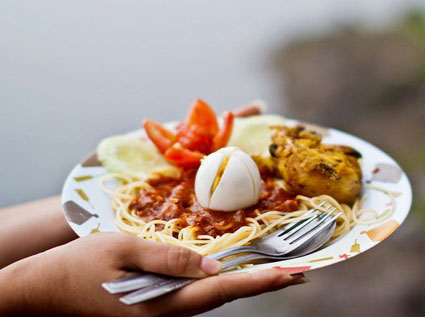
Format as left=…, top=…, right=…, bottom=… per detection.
left=0, top=232, right=308, bottom=316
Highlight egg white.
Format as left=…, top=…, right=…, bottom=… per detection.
left=195, top=147, right=261, bottom=212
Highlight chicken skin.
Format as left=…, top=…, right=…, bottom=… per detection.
left=269, top=126, right=362, bottom=204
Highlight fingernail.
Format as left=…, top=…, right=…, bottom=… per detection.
left=200, top=257, right=222, bottom=275
left=290, top=274, right=310, bottom=285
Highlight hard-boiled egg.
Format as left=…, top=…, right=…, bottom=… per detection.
left=195, top=147, right=261, bottom=211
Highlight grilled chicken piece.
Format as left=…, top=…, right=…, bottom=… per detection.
left=270, top=126, right=362, bottom=204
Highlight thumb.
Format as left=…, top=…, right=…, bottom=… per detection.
left=123, top=238, right=222, bottom=278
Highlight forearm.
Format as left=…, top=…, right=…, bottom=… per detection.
left=0, top=251, right=56, bottom=316
left=0, top=258, right=30, bottom=315
left=0, top=196, right=77, bottom=269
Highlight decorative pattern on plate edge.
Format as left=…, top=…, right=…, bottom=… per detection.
left=63, top=201, right=99, bottom=225
left=371, top=163, right=402, bottom=183
left=361, top=220, right=399, bottom=242
left=73, top=175, right=94, bottom=182
left=81, top=152, right=102, bottom=167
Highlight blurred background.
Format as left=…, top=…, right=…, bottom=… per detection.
left=1, top=0, right=424, bottom=316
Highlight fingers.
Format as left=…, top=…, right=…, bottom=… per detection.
left=146, top=269, right=309, bottom=316
left=117, top=235, right=221, bottom=278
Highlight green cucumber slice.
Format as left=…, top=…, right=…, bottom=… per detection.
left=227, top=114, right=285, bottom=156
left=97, top=136, right=179, bottom=179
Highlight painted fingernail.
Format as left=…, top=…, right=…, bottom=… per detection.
left=201, top=257, right=222, bottom=275
left=290, top=274, right=310, bottom=285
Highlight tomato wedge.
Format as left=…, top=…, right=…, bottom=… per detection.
left=143, top=119, right=176, bottom=154
left=185, top=99, right=219, bottom=136
left=164, top=143, right=204, bottom=168
left=177, top=125, right=213, bottom=154
left=144, top=100, right=233, bottom=167
left=213, top=111, right=234, bottom=151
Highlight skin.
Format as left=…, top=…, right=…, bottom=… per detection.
left=0, top=197, right=308, bottom=316
left=0, top=196, right=77, bottom=269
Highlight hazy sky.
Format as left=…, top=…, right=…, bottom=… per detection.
left=1, top=0, right=423, bottom=207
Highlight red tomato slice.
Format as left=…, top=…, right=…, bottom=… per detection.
left=213, top=111, right=234, bottom=151
left=164, top=143, right=204, bottom=168
left=143, top=119, right=176, bottom=154
left=185, top=99, right=219, bottom=136
left=177, top=125, right=213, bottom=154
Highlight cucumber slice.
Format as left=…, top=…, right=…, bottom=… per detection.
left=227, top=114, right=285, bottom=156
left=97, top=136, right=179, bottom=179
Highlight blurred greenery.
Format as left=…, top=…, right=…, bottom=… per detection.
left=403, top=11, right=425, bottom=50
left=387, top=11, right=425, bottom=222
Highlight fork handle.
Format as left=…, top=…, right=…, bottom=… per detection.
left=208, top=245, right=256, bottom=260
left=119, top=253, right=265, bottom=305
left=102, top=245, right=256, bottom=294
left=220, top=253, right=264, bottom=271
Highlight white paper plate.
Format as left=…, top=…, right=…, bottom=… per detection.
left=61, top=118, right=412, bottom=275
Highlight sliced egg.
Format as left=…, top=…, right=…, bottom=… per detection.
left=195, top=147, right=261, bottom=211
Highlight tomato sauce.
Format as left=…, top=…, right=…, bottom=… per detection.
left=129, top=169, right=299, bottom=237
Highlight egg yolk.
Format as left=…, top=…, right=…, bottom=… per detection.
left=210, top=157, right=230, bottom=195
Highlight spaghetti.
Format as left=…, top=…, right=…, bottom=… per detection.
left=100, top=171, right=399, bottom=256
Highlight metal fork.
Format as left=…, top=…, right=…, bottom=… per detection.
left=209, top=202, right=333, bottom=260
left=118, top=209, right=340, bottom=305
left=102, top=202, right=330, bottom=295
left=103, top=204, right=341, bottom=302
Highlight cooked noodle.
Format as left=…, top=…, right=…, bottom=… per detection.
left=100, top=173, right=399, bottom=255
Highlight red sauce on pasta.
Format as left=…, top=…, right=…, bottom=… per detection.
left=129, top=169, right=298, bottom=237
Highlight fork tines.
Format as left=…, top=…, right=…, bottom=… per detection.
left=279, top=202, right=341, bottom=245
left=278, top=201, right=326, bottom=237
